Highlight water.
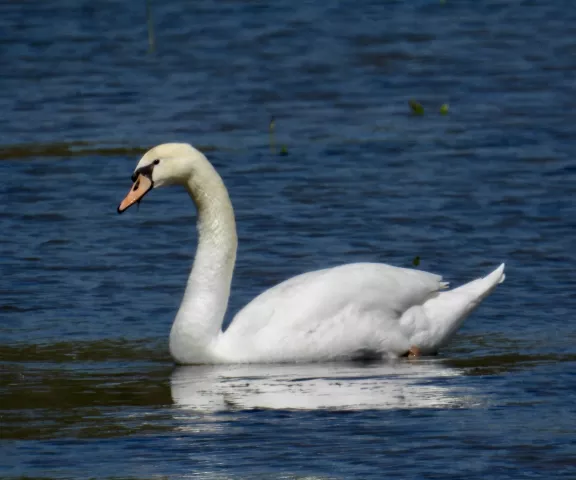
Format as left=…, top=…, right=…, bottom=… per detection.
left=1, top=1, right=576, bottom=478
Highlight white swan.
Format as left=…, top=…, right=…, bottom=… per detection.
left=118, top=143, right=505, bottom=365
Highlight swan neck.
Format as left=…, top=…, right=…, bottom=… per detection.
left=169, top=160, right=237, bottom=363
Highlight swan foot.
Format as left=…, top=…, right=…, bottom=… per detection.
left=401, top=345, right=421, bottom=358
left=409, top=346, right=421, bottom=358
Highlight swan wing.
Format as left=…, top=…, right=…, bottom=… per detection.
left=220, top=263, right=446, bottom=361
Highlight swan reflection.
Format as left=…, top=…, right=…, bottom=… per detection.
left=171, top=360, right=479, bottom=412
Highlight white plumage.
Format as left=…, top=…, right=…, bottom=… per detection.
left=118, top=143, right=505, bottom=365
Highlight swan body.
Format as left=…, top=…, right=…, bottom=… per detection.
left=118, top=143, right=505, bottom=364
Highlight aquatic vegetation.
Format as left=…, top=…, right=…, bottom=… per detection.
left=0, top=142, right=218, bottom=160
left=440, top=103, right=449, bottom=115
left=409, top=99, right=424, bottom=115
left=269, top=116, right=288, bottom=155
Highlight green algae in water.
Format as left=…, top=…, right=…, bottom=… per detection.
left=409, top=100, right=424, bottom=115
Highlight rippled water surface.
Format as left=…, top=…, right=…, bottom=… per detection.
left=2, top=1, right=576, bottom=479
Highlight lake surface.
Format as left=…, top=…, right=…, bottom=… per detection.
left=1, top=1, right=576, bottom=478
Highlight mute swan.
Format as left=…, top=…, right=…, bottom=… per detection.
left=117, top=143, right=505, bottom=364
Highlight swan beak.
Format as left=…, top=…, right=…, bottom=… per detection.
left=117, top=174, right=153, bottom=214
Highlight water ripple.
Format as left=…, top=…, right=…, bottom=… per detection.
left=2, top=0, right=576, bottom=478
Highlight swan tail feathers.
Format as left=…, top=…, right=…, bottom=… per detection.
left=418, top=263, right=505, bottom=351
left=449, top=262, right=505, bottom=295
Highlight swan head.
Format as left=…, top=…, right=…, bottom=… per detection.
left=117, top=143, right=202, bottom=213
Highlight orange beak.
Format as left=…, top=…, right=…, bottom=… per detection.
left=117, top=174, right=153, bottom=214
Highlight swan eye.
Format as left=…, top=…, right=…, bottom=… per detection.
left=153, top=159, right=160, bottom=165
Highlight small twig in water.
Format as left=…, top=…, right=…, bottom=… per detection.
left=269, top=116, right=277, bottom=153
left=146, top=0, right=156, bottom=54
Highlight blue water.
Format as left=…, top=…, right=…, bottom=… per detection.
left=1, top=1, right=575, bottom=479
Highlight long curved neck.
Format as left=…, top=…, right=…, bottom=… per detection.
left=169, top=159, right=237, bottom=364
